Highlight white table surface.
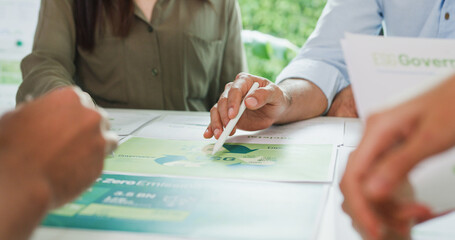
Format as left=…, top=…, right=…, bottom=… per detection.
left=0, top=84, right=453, bottom=240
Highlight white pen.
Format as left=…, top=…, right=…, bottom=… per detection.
left=212, top=82, right=260, bottom=155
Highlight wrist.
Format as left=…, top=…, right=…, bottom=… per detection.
left=273, top=79, right=327, bottom=123
left=273, top=85, right=293, bottom=124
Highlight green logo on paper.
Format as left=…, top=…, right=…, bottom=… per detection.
left=223, top=144, right=258, bottom=154
left=372, top=52, right=455, bottom=68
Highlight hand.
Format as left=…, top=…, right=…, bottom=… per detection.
left=327, top=86, right=358, bottom=118
left=340, top=75, right=455, bottom=239
left=342, top=179, right=432, bottom=239
left=204, top=73, right=291, bottom=139
left=5, top=87, right=118, bottom=206
left=0, top=87, right=118, bottom=240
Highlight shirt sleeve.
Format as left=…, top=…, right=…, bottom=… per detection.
left=276, top=0, right=383, bottom=113
left=219, top=0, right=248, bottom=90
left=16, top=0, right=76, bottom=104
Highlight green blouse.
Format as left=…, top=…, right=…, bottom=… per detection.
left=17, top=0, right=247, bottom=111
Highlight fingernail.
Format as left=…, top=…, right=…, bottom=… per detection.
left=245, top=97, right=258, bottom=107
left=228, top=108, right=235, bottom=118
left=205, top=128, right=209, bottom=134
left=214, top=129, right=220, bottom=137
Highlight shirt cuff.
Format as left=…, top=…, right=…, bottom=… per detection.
left=276, top=58, right=348, bottom=115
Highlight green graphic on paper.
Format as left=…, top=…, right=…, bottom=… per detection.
left=0, top=60, right=22, bottom=84
left=43, top=174, right=326, bottom=240
left=105, top=137, right=334, bottom=182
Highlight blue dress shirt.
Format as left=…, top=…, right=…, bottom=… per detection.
left=276, top=0, right=455, bottom=112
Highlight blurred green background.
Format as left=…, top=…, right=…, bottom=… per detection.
left=239, top=0, right=326, bottom=81
left=0, top=0, right=327, bottom=85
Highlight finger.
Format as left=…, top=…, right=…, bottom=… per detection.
left=396, top=203, right=433, bottom=223
left=204, top=126, right=213, bottom=139
left=97, top=107, right=111, bottom=132
left=376, top=203, right=414, bottom=238
left=103, top=131, right=119, bottom=155
left=227, top=75, right=251, bottom=119
left=228, top=74, right=272, bottom=117
left=82, top=92, right=96, bottom=109
left=341, top=176, right=382, bottom=239
left=364, top=127, right=435, bottom=201
left=97, top=107, right=118, bottom=155
left=244, top=84, right=278, bottom=110
left=351, top=218, right=374, bottom=240
left=227, top=74, right=270, bottom=118
left=217, top=94, right=230, bottom=128
left=350, top=112, right=413, bottom=175
left=209, top=105, right=223, bottom=139
left=382, top=226, right=410, bottom=240
left=212, top=83, right=234, bottom=128
left=72, top=87, right=96, bottom=109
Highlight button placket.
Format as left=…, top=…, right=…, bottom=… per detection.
left=438, top=2, right=455, bottom=37
left=151, top=68, right=159, bottom=76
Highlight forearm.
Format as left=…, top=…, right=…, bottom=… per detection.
left=275, top=79, right=328, bottom=124
left=17, top=0, right=77, bottom=104
left=0, top=155, right=51, bottom=240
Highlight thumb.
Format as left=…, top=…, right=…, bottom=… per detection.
left=396, top=203, right=433, bottom=223
left=245, top=85, right=281, bottom=110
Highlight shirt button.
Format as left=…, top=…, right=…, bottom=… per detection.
left=445, top=12, right=450, bottom=20
left=148, top=26, right=154, bottom=33
left=152, top=68, right=159, bottom=76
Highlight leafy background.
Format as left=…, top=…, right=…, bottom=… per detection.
left=239, top=0, right=326, bottom=81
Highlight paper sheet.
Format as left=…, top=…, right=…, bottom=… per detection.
left=135, top=114, right=213, bottom=140
left=136, top=113, right=345, bottom=145
left=227, top=117, right=345, bottom=145
left=105, top=137, right=336, bottom=183
left=342, top=33, right=455, bottom=213
left=409, top=148, right=455, bottom=213
left=105, top=109, right=160, bottom=136
left=331, top=147, right=362, bottom=240
left=342, top=34, right=455, bottom=119
left=42, top=173, right=328, bottom=240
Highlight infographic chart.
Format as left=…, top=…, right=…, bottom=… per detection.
left=43, top=174, right=327, bottom=240
left=105, top=137, right=335, bottom=182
